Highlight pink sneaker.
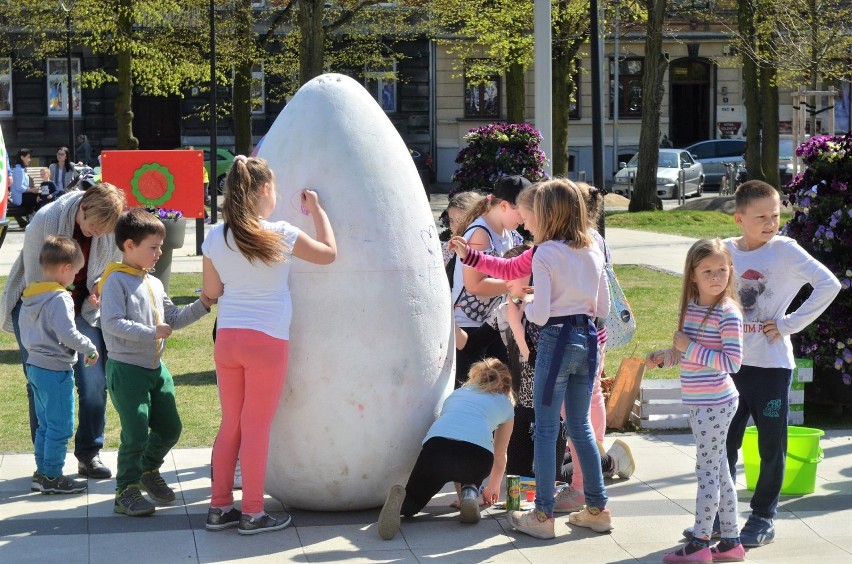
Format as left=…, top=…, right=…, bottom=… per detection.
left=553, top=486, right=585, bottom=513
left=663, top=545, right=712, bottom=563
left=710, top=543, right=745, bottom=562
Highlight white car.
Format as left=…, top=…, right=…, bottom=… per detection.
left=613, top=149, right=705, bottom=199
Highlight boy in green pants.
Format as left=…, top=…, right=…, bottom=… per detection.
left=100, top=209, right=213, bottom=516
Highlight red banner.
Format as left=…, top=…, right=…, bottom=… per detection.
left=101, top=150, right=205, bottom=218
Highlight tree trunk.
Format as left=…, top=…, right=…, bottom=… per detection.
left=761, top=65, right=780, bottom=188
left=298, top=0, right=326, bottom=86
left=629, top=0, right=667, bottom=212
left=505, top=62, right=525, bottom=124
left=739, top=0, right=763, bottom=181
left=552, top=54, right=573, bottom=177
left=233, top=0, right=254, bottom=156
left=115, top=0, right=138, bottom=150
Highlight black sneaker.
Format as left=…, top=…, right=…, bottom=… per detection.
left=140, top=470, right=176, bottom=503
left=237, top=512, right=292, bottom=535
left=41, top=474, right=87, bottom=494
left=740, top=514, right=775, bottom=547
left=206, top=507, right=242, bottom=531
left=114, top=486, right=156, bottom=516
left=459, top=485, right=481, bottom=524
left=31, top=471, right=45, bottom=492
left=78, top=454, right=112, bottom=479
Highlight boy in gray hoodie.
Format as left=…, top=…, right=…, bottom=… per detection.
left=100, top=209, right=213, bottom=516
left=21, top=236, right=98, bottom=494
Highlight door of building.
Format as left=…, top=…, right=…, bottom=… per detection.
left=132, top=95, right=181, bottom=149
left=669, top=60, right=712, bottom=147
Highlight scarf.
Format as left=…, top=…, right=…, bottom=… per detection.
left=22, top=281, right=68, bottom=297
left=98, top=262, right=147, bottom=295
left=0, top=191, right=120, bottom=332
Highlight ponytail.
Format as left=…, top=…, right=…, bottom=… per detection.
left=222, top=157, right=284, bottom=265
left=457, top=192, right=497, bottom=235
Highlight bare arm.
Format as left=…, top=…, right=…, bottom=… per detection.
left=481, top=418, right=514, bottom=505
left=202, top=256, right=224, bottom=299
left=292, top=189, right=337, bottom=265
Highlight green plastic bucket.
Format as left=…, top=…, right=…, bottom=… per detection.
left=742, top=426, right=824, bottom=495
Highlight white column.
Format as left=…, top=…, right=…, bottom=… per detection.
left=534, top=0, right=553, bottom=177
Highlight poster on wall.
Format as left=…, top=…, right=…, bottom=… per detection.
left=46, top=58, right=81, bottom=116
left=100, top=150, right=205, bottom=218
left=716, top=106, right=744, bottom=138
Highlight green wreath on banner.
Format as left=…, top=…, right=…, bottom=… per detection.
left=130, top=163, right=176, bottom=207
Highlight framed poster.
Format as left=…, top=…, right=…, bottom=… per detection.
left=47, top=58, right=81, bottom=117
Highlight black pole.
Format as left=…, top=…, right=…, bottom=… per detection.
left=209, top=0, right=217, bottom=225
left=65, top=7, right=75, bottom=162
left=590, top=0, right=605, bottom=236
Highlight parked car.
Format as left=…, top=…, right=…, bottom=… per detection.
left=683, top=139, right=746, bottom=188
left=736, top=138, right=798, bottom=187
left=613, top=149, right=704, bottom=199
left=193, top=146, right=235, bottom=195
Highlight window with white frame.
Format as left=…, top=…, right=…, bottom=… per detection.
left=365, top=59, right=397, bottom=113
left=0, top=58, right=12, bottom=116
left=251, top=63, right=265, bottom=114
left=46, top=58, right=81, bottom=117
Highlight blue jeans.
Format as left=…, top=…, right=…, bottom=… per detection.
left=533, top=324, right=608, bottom=514
left=26, top=365, right=75, bottom=478
left=12, top=300, right=107, bottom=462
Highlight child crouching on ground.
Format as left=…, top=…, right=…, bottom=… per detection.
left=100, top=208, right=213, bottom=516
left=21, top=236, right=97, bottom=494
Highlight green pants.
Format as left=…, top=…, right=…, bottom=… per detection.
left=106, top=359, right=182, bottom=492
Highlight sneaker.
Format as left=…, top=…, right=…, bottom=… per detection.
left=683, top=514, right=721, bottom=540
left=114, top=486, right=156, bottom=516
left=710, top=542, right=746, bottom=562
left=238, top=512, right=293, bottom=536
left=378, top=485, right=406, bottom=540
left=206, top=507, right=242, bottom=531
left=78, top=454, right=112, bottom=479
left=605, top=439, right=635, bottom=479
left=459, top=485, right=481, bottom=524
left=568, top=506, right=613, bottom=533
left=508, top=509, right=555, bottom=539
left=739, top=514, right=774, bottom=547
left=233, top=460, right=242, bottom=490
left=31, top=471, right=45, bottom=492
left=663, top=544, right=713, bottom=563
left=41, top=474, right=87, bottom=495
left=553, top=486, right=585, bottom=513
left=140, top=470, right=176, bottom=503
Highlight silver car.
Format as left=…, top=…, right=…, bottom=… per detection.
left=613, top=149, right=704, bottom=199
left=684, top=139, right=746, bottom=188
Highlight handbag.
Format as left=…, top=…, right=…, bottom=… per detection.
left=602, top=243, right=636, bottom=350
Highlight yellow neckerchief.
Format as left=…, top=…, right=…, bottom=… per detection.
left=22, top=281, right=68, bottom=297
left=99, top=262, right=164, bottom=356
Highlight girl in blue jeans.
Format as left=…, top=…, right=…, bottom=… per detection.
left=507, top=179, right=612, bottom=540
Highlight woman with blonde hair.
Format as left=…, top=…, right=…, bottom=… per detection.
left=377, top=358, right=515, bottom=540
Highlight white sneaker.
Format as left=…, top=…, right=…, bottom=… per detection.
left=233, top=460, right=242, bottom=490
left=378, top=485, right=406, bottom=540
left=606, top=439, right=635, bottom=479
left=553, top=486, right=585, bottom=513
left=459, top=485, right=481, bottom=523
left=508, top=509, right=555, bottom=539
left=568, top=506, right=613, bottom=533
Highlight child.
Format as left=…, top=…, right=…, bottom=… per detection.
left=506, top=179, right=611, bottom=540
left=440, top=190, right=485, bottom=267
left=100, top=208, right=213, bottom=516
left=377, top=358, right=515, bottom=540
left=20, top=236, right=97, bottom=494
left=36, top=167, right=62, bottom=210
left=452, top=175, right=526, bottom=387
left=715, top=180, right=839, bottom=547
left=646, top=238, right=745, bottom=563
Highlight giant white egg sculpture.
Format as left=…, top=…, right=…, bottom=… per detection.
left=259, top=74, right=454, bottom=511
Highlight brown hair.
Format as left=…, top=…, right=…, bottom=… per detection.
left=222, top=157, right=284, bottom=265
left=464, top=358, right=516, bottom=405
left=735, top=180, right=780, bottom=211
left=457, top=194, right=503, bottom=236
left=40, top=236, right=83, bottom=268
left=575, top=181, right=603, bottom=229
left=446, top=190, right=486, bottom=236
left=79, top=182, right=127, bottom=234
left=503, top=243, right=532, bottom=260
left=532, top=178, right=592, bottom=248
left=114, top=208, right=166, bottom=251
left=678, top=238, right=740, bottom=330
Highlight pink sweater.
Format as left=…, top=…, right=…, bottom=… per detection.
left=461, top=247, right=533, bottom=280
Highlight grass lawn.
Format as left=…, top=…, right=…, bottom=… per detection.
left=605, top=210, right=793, bottom=239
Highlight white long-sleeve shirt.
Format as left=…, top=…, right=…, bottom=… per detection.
left=723, top=236, right=840, bottom=369
left=524, top=240, right=610, bottom=327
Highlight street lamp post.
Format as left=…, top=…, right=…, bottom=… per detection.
left=61, top=1, right=75, bottom=161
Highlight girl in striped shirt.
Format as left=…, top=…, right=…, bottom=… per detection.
left=647, top=238, right=745, bottom=563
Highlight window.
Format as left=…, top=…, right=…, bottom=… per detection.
left=251, top=63, right=265, bottom=114
left=569, top=62, right=581, bottom=120
left=365, top=59, right=397, bottom=113
left=609, top=57, right=643, bottom=118
left=46, top=58, right=81, bottom=117
left=0, top=58, right=11, bottom=116
left=464, top=62, right=500, bottom=119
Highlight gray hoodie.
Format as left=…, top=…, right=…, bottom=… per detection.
left=20, top=285, right=97, bottom=372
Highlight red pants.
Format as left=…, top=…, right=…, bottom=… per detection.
left=211, top=329, right=288, bottom=514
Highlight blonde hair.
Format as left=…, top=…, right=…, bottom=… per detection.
left=516, top=183, right=540, bottom=211
left=575, top=181, right=603, bottom=229
left=40, top=236, right=83, bottom=269
left=532, top=178, right=592, bottom=248
left=447, top=190, right=486, bottom=236
left=678, top=238, right=740, bottom=330
left=222, top=157, right=283, bottom=265
left=464, top=358, right=515, bottom=405
left=79, top=182, right=127, bottom=234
